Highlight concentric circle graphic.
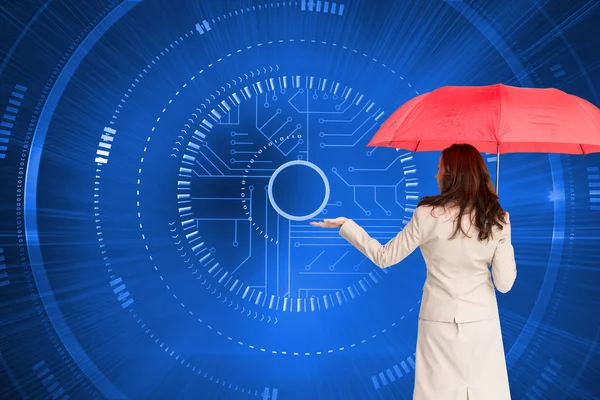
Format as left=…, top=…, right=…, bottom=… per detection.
left=1, top=0, right=599, bottom=399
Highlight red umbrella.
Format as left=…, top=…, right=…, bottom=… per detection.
left=367, top=84, right=600, bottom=191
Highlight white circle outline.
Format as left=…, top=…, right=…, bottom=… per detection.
left=267, top=160, right=330, bottom=221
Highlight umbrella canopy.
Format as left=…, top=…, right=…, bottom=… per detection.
left=367, top=84, right=600, bottom=155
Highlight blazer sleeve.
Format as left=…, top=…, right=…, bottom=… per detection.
left=491, top=212, right=517, bottom=293
left=339, top=209, right=422, bottom=268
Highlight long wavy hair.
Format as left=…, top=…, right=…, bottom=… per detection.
left=418, top=144, right=507, bottom=241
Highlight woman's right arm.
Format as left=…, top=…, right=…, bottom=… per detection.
left=491, top=212, right=517, bottom=293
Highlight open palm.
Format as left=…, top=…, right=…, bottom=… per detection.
left=310, top=217, right=348, bottom=228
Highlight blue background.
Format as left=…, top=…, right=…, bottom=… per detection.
left=1, top=0, right=599, bottom=399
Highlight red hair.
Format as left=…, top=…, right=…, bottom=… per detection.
left=418, top=144, right=508, bottom=241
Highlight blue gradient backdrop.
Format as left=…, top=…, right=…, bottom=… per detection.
left=1, top=1, right=599, bottom=399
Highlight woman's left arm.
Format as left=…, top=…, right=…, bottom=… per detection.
left=339, top=210, right=422, bottom=268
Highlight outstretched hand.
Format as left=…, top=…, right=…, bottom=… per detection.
left=310, top=217, right=348, bottom=228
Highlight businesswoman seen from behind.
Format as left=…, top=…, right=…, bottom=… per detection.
left=312, top=144, right=517, bottom=400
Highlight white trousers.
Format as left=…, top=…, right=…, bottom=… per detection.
left=413, top=318, right=511, bottom=400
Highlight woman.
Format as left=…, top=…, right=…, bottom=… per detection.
left=311, top=144, right=516, bottom=399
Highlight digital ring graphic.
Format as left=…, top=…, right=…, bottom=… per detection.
left=100, top=36, right=429, bottom=381
left=267, top=159, right=330, bottom=223
left=173, top=73, right=422, bottom=317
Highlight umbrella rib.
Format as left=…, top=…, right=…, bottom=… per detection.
left=497, top=85, right=503, bottom=143
left=580, top=144, right=585, bottom=155
left=414, top=141, right=420, bottom=152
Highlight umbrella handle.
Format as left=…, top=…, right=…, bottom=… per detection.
left=495, top=143, right=500, bottom=195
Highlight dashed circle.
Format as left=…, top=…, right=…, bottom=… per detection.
left=97, top=35, right=424, bottom=359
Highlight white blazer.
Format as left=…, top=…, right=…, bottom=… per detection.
left=339, top=205, right=517, bottom=323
